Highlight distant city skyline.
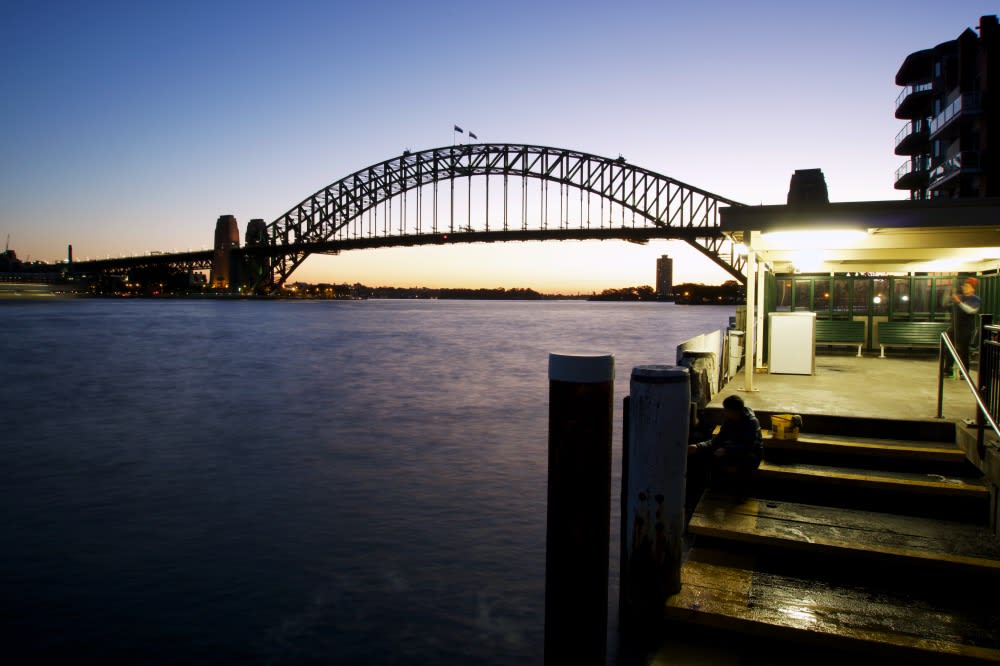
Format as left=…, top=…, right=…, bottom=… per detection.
left=2, top=1, right=997, bottom=291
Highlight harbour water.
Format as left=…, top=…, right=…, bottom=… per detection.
left=1, top=299, right=733, bottom=664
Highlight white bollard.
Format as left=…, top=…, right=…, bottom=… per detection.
left=621, top=365, right=690, bottom=621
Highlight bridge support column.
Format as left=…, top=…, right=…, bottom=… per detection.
left=545, top=352, right=614, bottom=666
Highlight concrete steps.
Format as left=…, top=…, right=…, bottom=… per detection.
left=666, top=546, right=1000, bottom=665
left=669, top=421, right=1000, bottom=663
left=690, top=491, right=1000, bottom=579
left=761, top=429, right=971, bottom=472
left=709, top=425, right=991, bottom=521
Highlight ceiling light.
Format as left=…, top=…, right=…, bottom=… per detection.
left=760, top=229, right=868, bottom=248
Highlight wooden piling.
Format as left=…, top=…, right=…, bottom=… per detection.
left=545, top=352, right=614, bottom=666
left=620, top=365, right=690, bottom=623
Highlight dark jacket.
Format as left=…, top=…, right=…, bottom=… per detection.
left=696, top=407, right=763, bottom=461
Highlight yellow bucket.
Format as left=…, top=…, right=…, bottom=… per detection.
left=771, top=414, right=799, bottom=440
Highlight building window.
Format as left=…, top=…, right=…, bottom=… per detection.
left=893, top=279, right=911, bottom=318
left=853, top=280, right=870, bottom=317
left=775, top=279, right=792, bottom=311
left=833, top=278, right=851, bottom=317
left=912, top=277, right=932, bottom=316
left=873, top=278, right=890, bottom=315
left=813, top=278, right=831, bottom=313
left=936, top=279, right=955, bottom=318
left=794, top=279, right=811, bottom=310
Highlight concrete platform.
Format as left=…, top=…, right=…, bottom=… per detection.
left=712, top=352, right=978, bottom=425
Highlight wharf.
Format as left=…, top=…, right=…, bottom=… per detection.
left=639, top=351, right=1000, bottom=665
left=710, top=352, right=977, bottom=425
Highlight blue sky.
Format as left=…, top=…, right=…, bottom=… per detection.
left=2, top=1, right=997, bottom=291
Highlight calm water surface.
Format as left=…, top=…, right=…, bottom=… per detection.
left=0, top=299, right=733, bottom=664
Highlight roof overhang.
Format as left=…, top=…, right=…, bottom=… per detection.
left=895, top=47, right=934, bottom=85
left=720, top=198, right=1000, bottom=275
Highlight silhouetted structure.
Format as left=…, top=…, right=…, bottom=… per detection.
left=245, top=218, right=267, bottom=245
left=895, top=15, right=999, bottom=199
left=787, top=169, right=829, bottom=205
left=243, top=218, right=269, bottom=290
left=656, top=255, right=673, bottom=297
left=210, top=215, right=240, bottom=290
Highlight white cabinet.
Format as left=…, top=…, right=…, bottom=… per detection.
left=768, top=312, right=816, bottom=375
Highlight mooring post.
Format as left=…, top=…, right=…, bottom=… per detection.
left=620, top=365, right=690, bottom=626
left=545, top=352, right=614, bottom=666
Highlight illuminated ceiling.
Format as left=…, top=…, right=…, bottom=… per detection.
left=720, top=198, right=1000, bottom=274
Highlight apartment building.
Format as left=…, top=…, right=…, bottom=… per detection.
left=894, top=15, right=999, bottom=199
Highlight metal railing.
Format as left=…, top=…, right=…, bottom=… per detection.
left=895, top=156, right=929, bottom=182
left=928, top=150, right=980, bottom=190
left=895, top=82, right=933, bottom=111
left=894, top=119, right=927, bottom=149
left=936, top=314, right=1000, bottom=458
left=928, top=91, right=981, bottom=137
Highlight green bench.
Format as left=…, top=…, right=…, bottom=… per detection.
left=877, top=321, right=950, bottom=358
left=815, top=319, right=866, bottom=357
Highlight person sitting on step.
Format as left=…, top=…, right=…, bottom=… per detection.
left=687, top=394, right=763, bottom=496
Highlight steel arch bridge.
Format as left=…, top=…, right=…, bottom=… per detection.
left=72, top=144, right=746, bottom=293
left=241, top=143, right=745, bottom=292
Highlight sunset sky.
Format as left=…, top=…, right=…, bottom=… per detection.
left=2, top=1, right=996, bottom=292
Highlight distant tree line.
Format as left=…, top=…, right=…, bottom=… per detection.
left=288, top=283, right=553, bottom=300
left=588, top=285, right=658, bottom=301
left=673, top=280, right=744, bottom=304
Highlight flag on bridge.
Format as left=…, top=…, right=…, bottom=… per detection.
left=469, top=132, right=478, bottom=140
left=454, top=125, right=463, bottom=133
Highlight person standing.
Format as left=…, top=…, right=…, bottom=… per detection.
left=945, top=276, right=981, bottom=379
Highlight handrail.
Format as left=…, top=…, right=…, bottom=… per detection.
left=895, top=82, right=933, bottom=110
left=936, top=328, right=1000, bottom=455
left=929, top=92, right=980, bottom=136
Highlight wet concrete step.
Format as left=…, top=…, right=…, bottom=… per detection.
left=758, top=460, right=988, bottom=497
left=713, top=425, right=967, bottom=472
left=758, top=460, right=990, bottom=501
left=761, top=430, right=968, bottom=466
left=754, top=460, right=990, bottom=522
left=689, top=491, right=1000, bottom=578
left=666, top=547, right=1000, bottom=664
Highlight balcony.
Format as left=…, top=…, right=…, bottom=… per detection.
left=894, top=120, right=929, bottom=156
left=928, top=151, right=980, bottom=191
left=895, top=82, right=933, bottom=120
left=928, top=92, right=981, bottom=140
left=894, top=156, right=929, bottom=191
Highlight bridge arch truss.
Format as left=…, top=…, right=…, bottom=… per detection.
left=249, top=143, right=746, bottom=292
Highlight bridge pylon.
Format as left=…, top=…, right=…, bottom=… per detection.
left=210, top=215, right=240, bottom=291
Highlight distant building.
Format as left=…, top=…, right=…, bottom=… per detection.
left=894, top=15, right=999, bottom=199
left=655, top=255, right=673, bottom=297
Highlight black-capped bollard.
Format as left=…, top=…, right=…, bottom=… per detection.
left=545, top=352, right=614, bottom=666
left=621, top=365, right=690, bottom=624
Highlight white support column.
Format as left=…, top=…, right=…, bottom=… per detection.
left=756, top=259, right=766, bottom=369
left=742, top=251, right=757, bottom=392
